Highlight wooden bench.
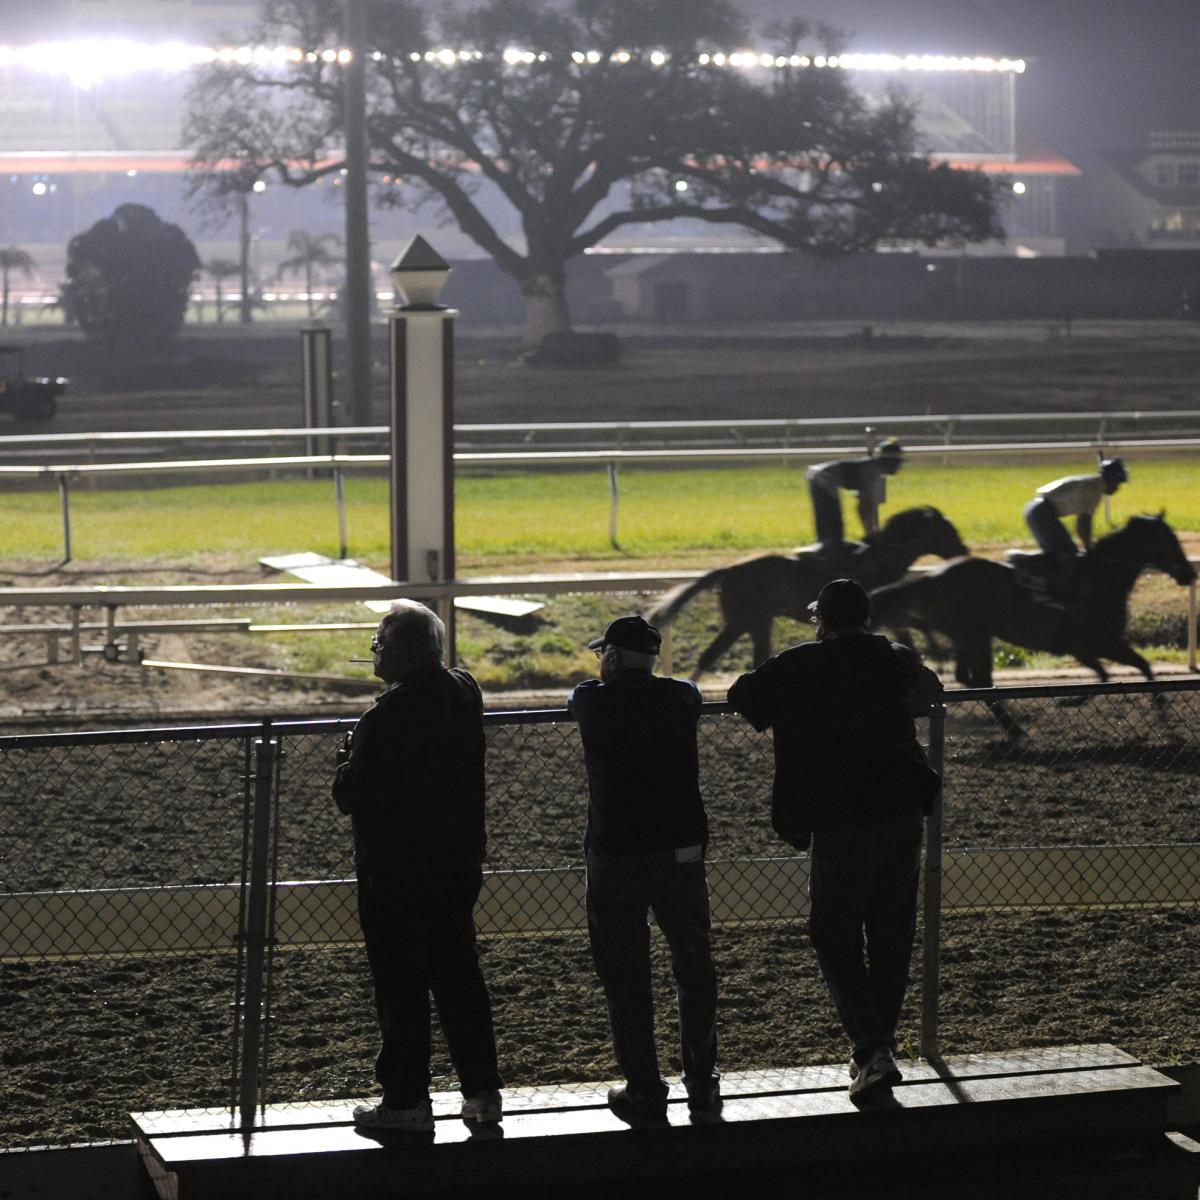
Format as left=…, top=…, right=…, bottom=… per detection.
left=132, top=1044, right=1199, bottom=1200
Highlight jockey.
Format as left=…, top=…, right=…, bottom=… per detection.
left=1023, top=457, right=1128, bottom=594
left=806, top=438, right=904, bottom=553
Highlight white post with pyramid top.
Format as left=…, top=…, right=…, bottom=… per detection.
left=387, top=235, right=457, bottom=659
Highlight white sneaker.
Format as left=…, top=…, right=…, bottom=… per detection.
left=848, top=1049, right=902, bottom=1100
left=352, top=1098, right=434, bottom=1132
left=460, top=1089, right=503, bottom=1123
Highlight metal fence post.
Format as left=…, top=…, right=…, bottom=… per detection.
left=333, top=466, right=348, bottom=561
left=608, top=461, right=621, bottom=550
left=920, top=704, right=946, bottom=1060
left=57, top=473, right=72, bottom=563
left=238, top=722, right=277, bottom=1130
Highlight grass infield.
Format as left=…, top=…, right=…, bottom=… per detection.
left=5, top=456, right=1200, bottom=564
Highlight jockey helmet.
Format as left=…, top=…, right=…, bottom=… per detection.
left=876, top=438, right=903, bottom=458
left=1100, top=457, right=1128, bottom=486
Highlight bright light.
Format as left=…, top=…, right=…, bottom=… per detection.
left=674, top=179, right=688, bottom=192
left=31, top=181, right=47, bottom=196
left=126, top=168, right=137, bottom=177
left=252, top=179, right=266, bottom=193
left=0, top=39, right=1030, bottom=88
left=1012, top=180, right=1026, bottom=194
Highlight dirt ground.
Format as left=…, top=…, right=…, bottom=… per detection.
left=2, top=692, right=1198, bottom=1147
left=8, top=319, right=1200, bottom=433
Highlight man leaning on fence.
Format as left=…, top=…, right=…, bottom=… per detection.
left=728, top=579, right=942, bottom=1102
left=333, top=600, right=503, bottom=1133
left=569, top=615, right=720, bottom=1124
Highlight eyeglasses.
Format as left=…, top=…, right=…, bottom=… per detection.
left=370, top=636, right=386, bottom=652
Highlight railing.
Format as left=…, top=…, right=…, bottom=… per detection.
left=4, top=410, right=1200, bottom=462
left=2, top=561, right=1197, bottom=673
left=2, top=677, right=1199, bottom=1147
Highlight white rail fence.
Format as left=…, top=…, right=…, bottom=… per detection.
left=5, top=435, right=1200, bottom=565
left=1, top=562, right=1196, bottom=674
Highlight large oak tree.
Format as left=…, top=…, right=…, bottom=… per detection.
left=186, top=0, right=1003, bottom=344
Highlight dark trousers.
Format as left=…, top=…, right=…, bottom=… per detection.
left=357, top=868, right=502, bottom=1108
left=809, top=479, right=844, bottom=545
left=808, top=812, right=923, bottom=1065
left=586, top=852, right=719, bottom=1104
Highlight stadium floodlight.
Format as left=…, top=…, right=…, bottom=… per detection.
left=0, top=39, right=1029, bottom=88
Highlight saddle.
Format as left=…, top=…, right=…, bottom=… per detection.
left=1006, top=550, right=1079, bottom=611
left=793, top=540, right=866, bottom=576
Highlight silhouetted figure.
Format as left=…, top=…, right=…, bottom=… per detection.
left=806, top=438, right=904, bottom=554
left=569, top=616, right=720, bottom=1123
left=334, top=601, right=503, bottom=1133
left=728, top=579, right=941, bottom=1102
left=1023, top=457, right=1127, bottom=599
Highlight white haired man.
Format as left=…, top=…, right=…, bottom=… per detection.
left=334, top=600, right=503, bottom=1133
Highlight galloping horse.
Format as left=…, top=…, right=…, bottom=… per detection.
left=869, top=512, right=1196, bottom=702
left=646, top=506, right=969, bottom=678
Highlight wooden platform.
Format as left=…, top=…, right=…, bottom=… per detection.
left=132, top=1045, right=1200, bottom=1200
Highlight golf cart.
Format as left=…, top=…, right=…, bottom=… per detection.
left=0, top=344, right=66, bottom=421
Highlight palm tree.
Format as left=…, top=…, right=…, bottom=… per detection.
left=204, top=258, right=241, bottom=323
left=0, top=246, right=36, bottom=327
left=276, top=230, right=343, bottom=319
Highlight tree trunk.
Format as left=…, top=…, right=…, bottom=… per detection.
left=520, top=273, right=572, bottom=346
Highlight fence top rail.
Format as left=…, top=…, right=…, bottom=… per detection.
left=2, top=409, right=1199, bottom=449
left=0, top=571, right=706, bottom=608
left=4, top=436, right=1200, bottom=480
left=5, top=676, right=1197, bottom=748
left=0, top=720, right=267, bottom=750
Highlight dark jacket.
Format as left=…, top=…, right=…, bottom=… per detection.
left=568, top=672, right=707, bottom=856
left=727, top=632, right=942, bottom=845
left=333, top=664, right=486, bottom=878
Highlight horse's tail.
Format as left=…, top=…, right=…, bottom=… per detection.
left=868, top=574, right=930, bottom=632
left=646, top=569, right=726, bottom=626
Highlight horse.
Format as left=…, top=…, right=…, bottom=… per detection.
left=646, top=505, right=969, bottom=678
left=869, top=513, right=1196, bottom=735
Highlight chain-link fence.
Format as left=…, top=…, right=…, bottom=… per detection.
left=2, top=679, right=1198, bottom=1146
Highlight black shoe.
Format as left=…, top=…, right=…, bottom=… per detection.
left=686, top=1079, right=722, bottom=1117
left=607, top=1085, right=667, bottom=1124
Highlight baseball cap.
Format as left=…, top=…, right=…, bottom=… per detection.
left=587, top=615, right=663, bottom=654
left=807, top=578, right=871, bottom=627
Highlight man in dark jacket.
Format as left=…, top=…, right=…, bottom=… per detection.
left=728, top=579, right=941, bottom=1102
left=334, top=600, right=502, bottom=1133
left=569, top=615, right=720, bottom=1123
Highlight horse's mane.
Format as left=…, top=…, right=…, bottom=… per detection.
left=1090, top=513, right=1167, bottom=557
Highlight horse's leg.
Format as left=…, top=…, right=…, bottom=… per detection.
left=750, top=620, right=772, bottom=669
left=962, top=637, right=1025, bottom=740
left=1096, top=643, right=1170, bottom=714
left=693, top=624, right=749, bottom=681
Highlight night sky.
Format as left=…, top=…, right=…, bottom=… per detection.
left=742, top=0, right=1200, bottom=158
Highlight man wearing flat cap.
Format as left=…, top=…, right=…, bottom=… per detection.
left=568, top=615, right=720, bottom=1123
left=728, top=579, right=942, bottom=1103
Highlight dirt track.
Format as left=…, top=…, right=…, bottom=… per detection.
left=2, top=691, right=1199, bottom=1146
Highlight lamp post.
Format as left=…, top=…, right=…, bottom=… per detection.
left=387, top=235, right=457, bottom=657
